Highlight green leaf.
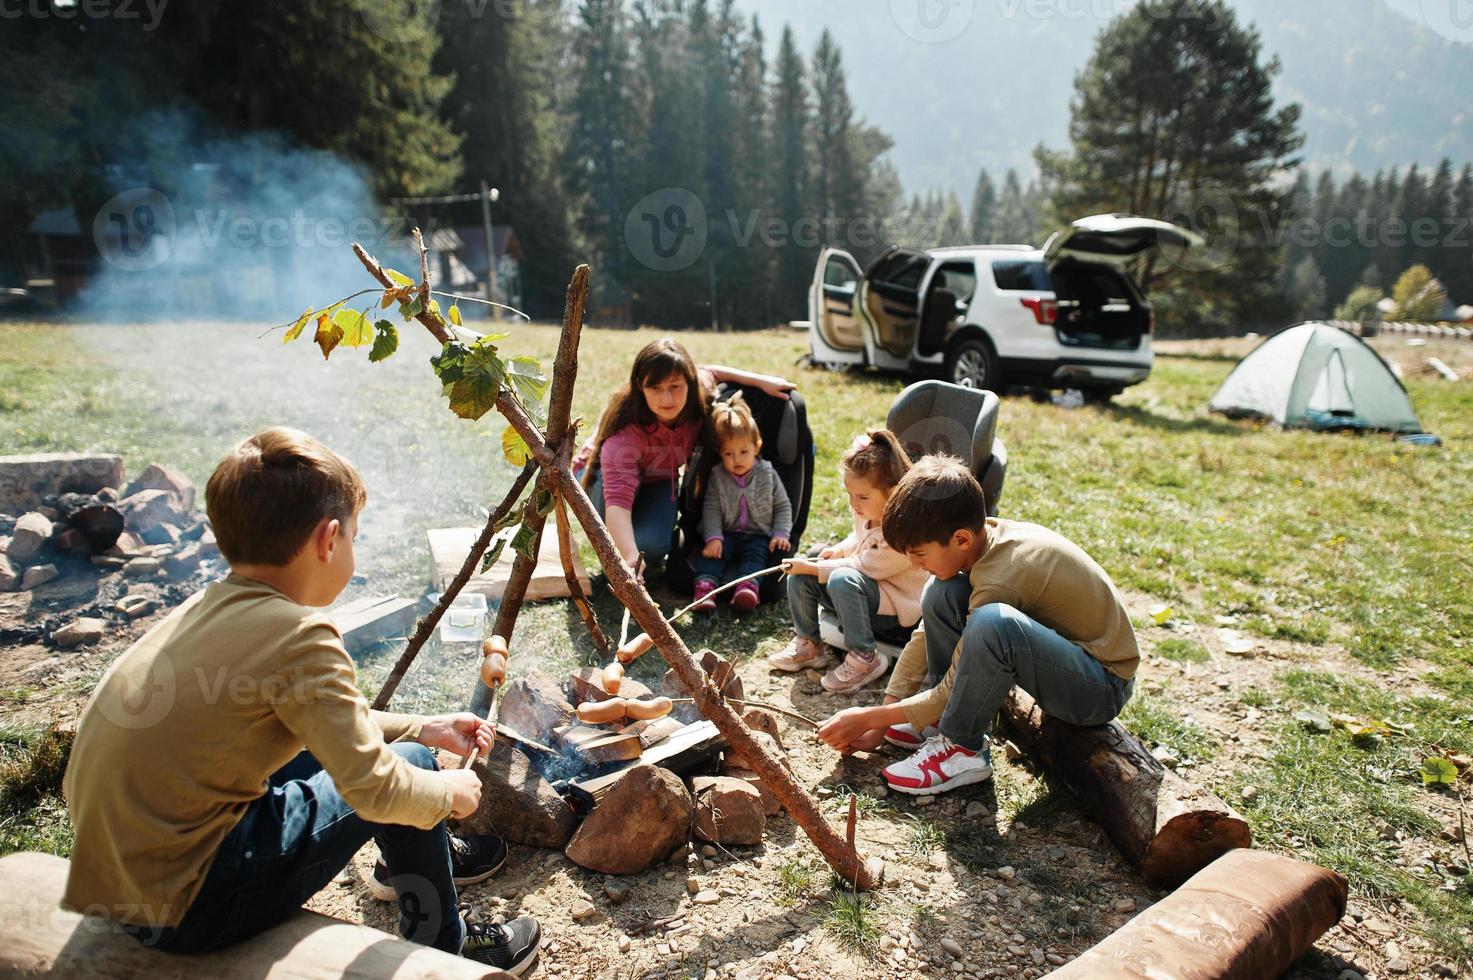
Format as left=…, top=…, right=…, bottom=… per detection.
left=449, top=304, right=462, bottom=326
left=369, top=320, right=399, bottom=363
left=335, top=307, right=373, bottom=348
left=480, top=529, right=513, bottom=572
left=505, top=355, right=549, bottom=424
left=510, top=522, right=538, bottom=560
left=444, top=344, right=506, bottom=421
left=385, top=268, right=414, bottom=288
left=501, top=425, right=531, bottom=466
left=533, top=487, right=556, bottom=518
left=400, top=295, right=424, bottom=320
left=284, top=307, right=314, bottom=343
left=1420, top=757, right=1459, bottom=786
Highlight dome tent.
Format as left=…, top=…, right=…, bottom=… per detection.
left=1209, top=323, right=1424, bottom=433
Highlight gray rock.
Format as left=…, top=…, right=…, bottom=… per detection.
left=570, top=898, right=598, bottom=921
left=125, top=463, right=196, bottom=512
left=0, top=453, right=124, bottom=513
left=20, top=563, right=58, bottom=590
left=7, top=512, right=53, bottom=561
left=1113, top=897, right=1137, bottom=913
left=693, top=890, right=720, bottom=904
left=123, top=556, right=161, bottom=578
left=0, top=554, right=19, bottom=591
left=118, top=489, right=185, bottom=536
left=691, top=776, right=766, bottom=845
left=446, top=741, right=576, bottom=848
left=53, top=617, right=105, bottom=648
left=498, top=669, right=576, bottom=743
left=940, top=937, right=963, bottom=958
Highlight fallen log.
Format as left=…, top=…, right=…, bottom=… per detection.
left=1003, top=688, right=1251, bottom=887
left=1050, top=848, right=1347, bottom=979
left=0, top=851, right=510, bottom=979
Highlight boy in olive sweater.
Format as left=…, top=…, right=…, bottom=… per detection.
left=817, top=456, right=1138, bottom=795
left=62, top=428, right=541, bottom=973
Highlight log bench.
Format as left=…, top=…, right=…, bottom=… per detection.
left=1053, top=848, right=1348, bottom=979
left=0, top=852, right=510, bottom=979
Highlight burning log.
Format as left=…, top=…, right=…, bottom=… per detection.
left=1002, top=688, right=1252, bottom=887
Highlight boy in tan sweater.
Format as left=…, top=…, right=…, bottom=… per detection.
left=817, top=456, right=1138, bottom=796
left=62, top=428, right=541, bottom=973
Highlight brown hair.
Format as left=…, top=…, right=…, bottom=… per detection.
left=881, top=455, right=988, bottom=552
left=205, top=427, right=366, bottom=566
left=710, top=393, right=762, bottom=451
left=840, top=428, right=911, bottom=492
left=581, top=338, right=709, bottom=487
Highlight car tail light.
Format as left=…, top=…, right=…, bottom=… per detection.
left=1148, top=309, right=1156, bottom=335
left=1020, top=296, right=1058, bottom=325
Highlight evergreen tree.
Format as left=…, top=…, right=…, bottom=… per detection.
left=1036, top=0, right=1303, bottom=331
left=771, top=26, right=812, bottom=320
left=992, top=170, right=1033, bottom=245
left=437, top=0, right=578, bottom=317
left=1289, top=256, right=1328, bottom=321
left=727, top=14, right=775, bottom=325
left=1424, top=158, right=1456, bottom=290
left=969, top=169, right=996, bottom=243
left=810, top=30, right=863, bottom=241
left=1450, top=164, right=1473, bottom=304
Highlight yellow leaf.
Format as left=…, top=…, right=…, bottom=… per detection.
left=501, top=426, right=531, bottom=466
left=283, top=307, right=313, bottom=343
left=335, top=308, right=373, bottom=348
left=385, top=268, right=414, bottom=288
left=449, top=304, right=462, bottom=326
left=314, top=316, right=344, bottom=360
left=380, top=288, right=397, bottom=309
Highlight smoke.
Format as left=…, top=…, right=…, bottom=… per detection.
left=76, top=108, right=414, bottom=322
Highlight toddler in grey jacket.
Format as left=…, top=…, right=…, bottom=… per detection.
left=691, top=396, right=793, bottom=613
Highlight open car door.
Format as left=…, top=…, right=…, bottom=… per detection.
left=1043, top=213, right=1202, bottom=269
left=861, top=246, right=930, bottom=358
left=811, top=248, right=864, bottom=352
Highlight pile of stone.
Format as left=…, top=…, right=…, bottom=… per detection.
left=449, top=651, right=787, bottom=876
left=0, top=453, right=222, bottom=643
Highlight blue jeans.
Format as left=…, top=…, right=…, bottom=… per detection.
left=589, top=472, right=678, bottom=565
left=920, top=574, right=1134, bottom=751
left=122, top=744, right=461, bottom=955
left=691, top=531, right=772, bottom=588
left=787, top=566, right=900, bottom=655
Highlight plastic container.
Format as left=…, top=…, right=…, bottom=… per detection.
left=438, top=591, right=487, bottom=643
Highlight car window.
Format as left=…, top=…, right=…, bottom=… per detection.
left=991, top=260, right=1052, bottom=292
left=933, top=261, right=978, bottom=303
left=824, top=256, right=858, bottom=291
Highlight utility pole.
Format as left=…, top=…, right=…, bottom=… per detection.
left=481, top=181, right=501, bottom=322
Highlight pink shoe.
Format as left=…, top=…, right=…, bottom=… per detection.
left=730, top=582, right=760, bottom=614
left=821, top=650, right=891, bottom=694
left=691, top=578, right=718, bottom=613
left=767, top=636, right=832, bottom=672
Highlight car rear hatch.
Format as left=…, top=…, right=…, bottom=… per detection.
left=1035, top=214, right=1201, bottom=350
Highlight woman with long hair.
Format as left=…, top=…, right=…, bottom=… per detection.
left=574, top=338, right=793, bottom=572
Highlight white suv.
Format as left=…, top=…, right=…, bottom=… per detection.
left=803, top=214, right=1200, bottom=399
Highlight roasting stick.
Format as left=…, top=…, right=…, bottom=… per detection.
left=616, top=563, right=787, bottom=663
left=617, top=555, right=645, bottom=649
left=461, top=635, right=508, bottom=769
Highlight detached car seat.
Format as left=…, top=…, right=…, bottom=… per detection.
left=666, top=383, right=815, bottom=602
left=817, top=379, right=1008, bottom=655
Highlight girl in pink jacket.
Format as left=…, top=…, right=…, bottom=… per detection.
left=769, top=430, right=928, bottom=694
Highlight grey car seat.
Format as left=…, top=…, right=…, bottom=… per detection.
left=816, top=380, right=1007, bottom=657
left=886, top=380, right=1007, bottom=516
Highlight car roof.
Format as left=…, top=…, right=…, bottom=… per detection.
left=927, top=244, right=1042, bottom=260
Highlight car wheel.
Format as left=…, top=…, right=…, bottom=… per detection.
left=945, top=338, right=1000, bottom=392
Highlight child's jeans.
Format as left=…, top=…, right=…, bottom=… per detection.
left=788, top=566, right=900, bottom=655
left=919, top=574, right=1134, bottom=751
left=121, top=744, right=461, bottom=956
left=690, top=531, right=771, bottom=587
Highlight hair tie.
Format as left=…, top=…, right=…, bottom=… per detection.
left=850, top=434, right=872, bottom=453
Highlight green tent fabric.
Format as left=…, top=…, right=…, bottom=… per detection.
left=1209, top=323, right=1424, bottom=433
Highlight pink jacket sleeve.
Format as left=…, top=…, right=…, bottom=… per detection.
left=598, top=428, right=644, bottom=511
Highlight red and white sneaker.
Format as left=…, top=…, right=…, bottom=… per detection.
left=883, top=735, right=993, bottom=796
left=883, top=722, right=938, bottom=749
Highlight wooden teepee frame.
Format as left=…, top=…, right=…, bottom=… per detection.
left=361, top=232, right=882, bottom=890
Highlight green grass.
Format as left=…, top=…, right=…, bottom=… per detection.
left=0, top=724, right=73, bottom=856
left=2, top=320, right=1472, bottom=956
left=774, top=859, right=818, bottom=906
left=904, top=815, right=947, bottom=856
left=823, top=888, right=881, bottom=953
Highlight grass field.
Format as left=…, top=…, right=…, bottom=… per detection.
left=2, top=318, right=1471, bottom=964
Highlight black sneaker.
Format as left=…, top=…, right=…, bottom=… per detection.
left=462, top=914, right=541, bottom=975
left=367, top=834, right=509, bottom=902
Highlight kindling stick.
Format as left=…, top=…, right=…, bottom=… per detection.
left=615, top=563, right=787, bottom=664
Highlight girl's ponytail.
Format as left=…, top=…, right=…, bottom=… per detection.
left=840, top=428, right=912, bottom=491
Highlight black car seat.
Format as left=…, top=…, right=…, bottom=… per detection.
left=886, top=380, right=1007, bottom=516
left=666, top=383, right=815, bottom=602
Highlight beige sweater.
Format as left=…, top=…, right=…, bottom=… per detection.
left=812, top=516, right=928, bottom=627
left=884, top=519, right=1140, bottom=730
left=62, top=574, right=452, bottom=928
